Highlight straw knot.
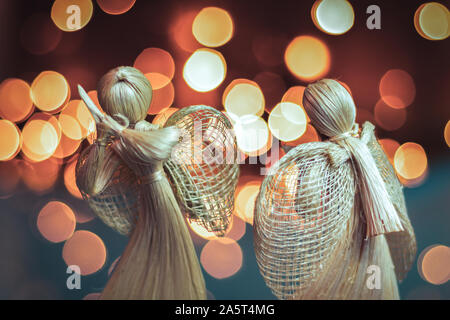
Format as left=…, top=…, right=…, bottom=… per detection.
left=140, top=170, right=164, bottom=185
left=329, top=123, right=360, bottom=142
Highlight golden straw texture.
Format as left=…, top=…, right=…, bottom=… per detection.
left=76, top=66, right=206, bottom=300
left=76, top=141, right=137, bottom=235
left=254, top=122, right=415, bottom=299
left=164, top=105, right=240, bottom=236
left=363, top=122, right=416, bottom=281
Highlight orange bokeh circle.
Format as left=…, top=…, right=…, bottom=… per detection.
left=374, top=99, right=407, bottom=131
left=51, top=0, right=94, bottom=32
left=0, top=79, right=34, bottom=123
left=97, top=0, right=136, bottom=15
left=63, top=230, right=107, bottom=275
left=379, top=69, right=416, bottom=109
left=200, top=237, right=243, bottom=279
left=37, top=201, right=76, bottom=243
left=31, top=71, right=70, bottom=113
left=134, top=48, right=175, bottom=88
left=192, top=7, right=234, bottom=47
left=284, top=35, right=330, bottom=82
left=0, top=120, right=22, bottom=161
left=394, top=142, right=428, bottom=180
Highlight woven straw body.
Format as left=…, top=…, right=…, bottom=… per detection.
left=77, top=143, right=138, bottom=235
left=164, top=105, right=240, bottom=236
left=254, top=122, right=415, bottom=300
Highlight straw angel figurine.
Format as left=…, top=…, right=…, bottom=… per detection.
left=76, top=66, right=239, bottom=299
left=254, top=79, right=416, bottom=300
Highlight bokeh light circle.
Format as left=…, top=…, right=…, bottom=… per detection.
left=226, top=216, right=246, bottom=242
left=281, top=86, right=310, bottom=122
left=399, top=168, right=428, bottom=189
left=374, top=99, right=407, bottom=131
left=394, top=142, right=428, bottom=180
left=37, top=201, right=76, bottom=243
left=183, top=48, right=226, bottom=92
left=223, top=79, right=265, bottom=117
left=134, top=48, right=175, bottom=88
left=235, top=182, right=260, bottom=224
left=418, top=245, right=450, bottom=285
left=53, top=134, right=81, bottom=159
left=281, top=86, right=305, bottom=105
left=63, top=230, right=107, bottom=276
left=312, top=0, right=355, bottom=35
left=21, top=118, right=59, bottom=162
left=284, top=35, right=330, bottom=81
left=445, top=120, right=450, bottom=147
left=51, top=0, right=94, bottom=32
left=414, top=2, right=449, bottom=41
left=64, top=159, right=83, bottom=199
left=145, top=74, right=175, bottom=115
left=59, top=114, right=82, bottom=140
left=31, top=71, right=70, bottom=113
left=0, top=120, right=22, bottom=161
left=97, top=0, right=136, bottom=15
left=379, top=69, right=416, bottom=109
left=192, top=7, right=234, bottom=47
left=200, top=237, right=243, bottom=279
left=282, top=123, right=320, bottom=147
left=170, top=10, right=201, bottom=53
left=20, top=158, right=61, bottom=194
left=0, top=79, right=34, bottom=123
left=233, top=115, right=270, bottom=155
left=269, top=102, right=308, bottom=142
left=59, top=100, right=95, bottom=139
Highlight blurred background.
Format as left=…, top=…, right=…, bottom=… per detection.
left=0, top=0, right=449, bottom=299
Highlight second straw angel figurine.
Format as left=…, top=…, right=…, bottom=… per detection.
left=254, top=79, right=416, bottom=300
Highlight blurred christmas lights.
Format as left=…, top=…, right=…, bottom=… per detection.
left=0, top=79, right=34, bottom=123
left=63, top=230, right=107, bottom=276
left=414, top=2, right=449, bottom=41
left=37, top=201, right=76, bottom=243
left=51, top=0, right=93, bottom=32
left=268, top=102, right=308, bottom=142
left=284, top=35, right=330, bottom=82
left=312, top=0, right=355, bottom=35
left=192, top=7, right=234, bottom=47
left=97, top=0, right=136, bottom=15
left=223, top=79, right=265, bottom=117
left=200, top=237, right=243, bottom=279
left=183, top=48, right=227, bottom=92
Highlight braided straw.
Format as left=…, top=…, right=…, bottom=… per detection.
left=254, top=122, right=414, bottom=299
left=164, top=105, right=240, bottom=236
